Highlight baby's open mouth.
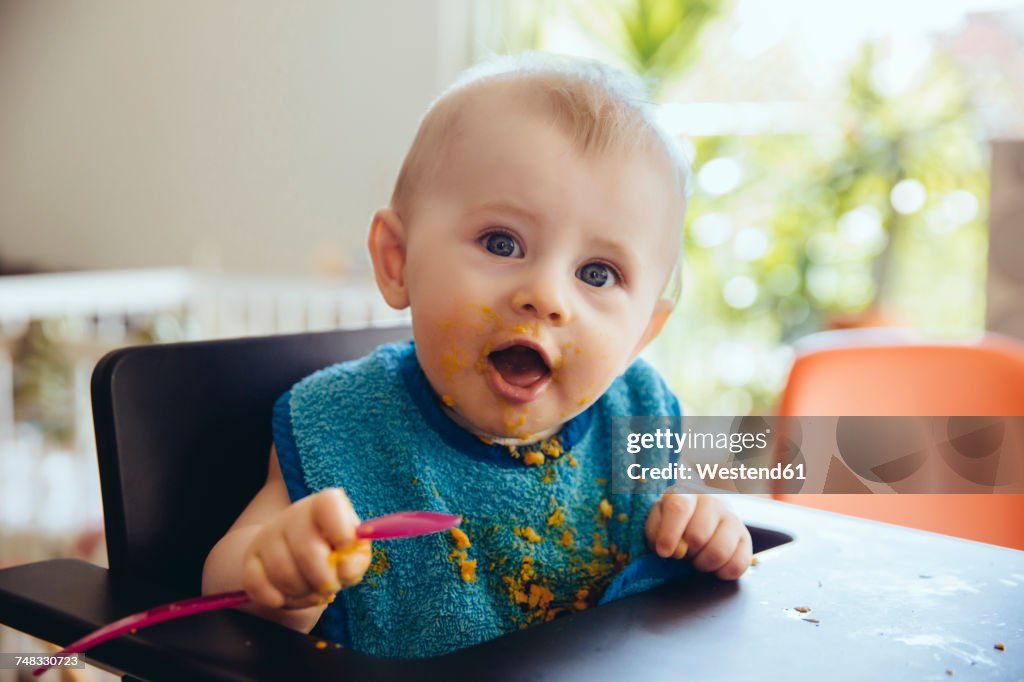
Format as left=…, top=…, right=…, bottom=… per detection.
left=488, top=345, right=551, bottom=388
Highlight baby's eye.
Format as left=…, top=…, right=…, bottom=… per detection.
left=482, top=231, right=523, bottom=258
left=576, top=262, right=619, bottom=288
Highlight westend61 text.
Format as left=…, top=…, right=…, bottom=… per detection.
left=626, top=462, right=806, bottom=482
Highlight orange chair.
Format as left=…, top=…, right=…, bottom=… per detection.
left=774, top=329, right=1024, bottom=549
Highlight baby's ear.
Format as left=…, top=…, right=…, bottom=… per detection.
left=630, top=299, right=674, bottom=361
left=367, top=208, right=410, bottom=309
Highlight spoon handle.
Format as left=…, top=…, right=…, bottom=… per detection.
left=34, top=510, right=460, bottom=676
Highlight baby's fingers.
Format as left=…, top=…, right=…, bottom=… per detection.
left=256, top=535, right=318, bottom=605
left=332, top=539, right=372, bottom=588
left=691, top=517, right=739, bottom=574
left=312, top=488, right=361, bottom=548
left=650, top=493, right=696, bottom=558
left=241, top=552, right=286, bottom=609
left=285, top=520, right=341, bottom=595
left=714, top=530, right=752, bottom=581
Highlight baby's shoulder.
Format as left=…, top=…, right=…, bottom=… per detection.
left=599, top=357, right=680, bottom=417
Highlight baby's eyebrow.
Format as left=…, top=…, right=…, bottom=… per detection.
left=588, top=235, right=638, bottom=270
left=464, top=200, right=542, bottom=228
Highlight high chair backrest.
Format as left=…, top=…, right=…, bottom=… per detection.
left=91, top=325, right=411, bottom=594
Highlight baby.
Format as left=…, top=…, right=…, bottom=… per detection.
left=203, top=53, right=751, bottom=658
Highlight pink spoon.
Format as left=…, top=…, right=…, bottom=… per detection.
left=34, top=511, right=460, bottom=677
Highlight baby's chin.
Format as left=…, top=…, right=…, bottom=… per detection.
left=457, top=404, right=583, bottom=445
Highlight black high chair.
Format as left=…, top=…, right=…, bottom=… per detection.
left=0, top=325, right=793, bottom=681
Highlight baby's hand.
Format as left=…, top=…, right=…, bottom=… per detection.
left=644, top=493, right=752, bottom=581
left=242, top=488, right=371, bottom=609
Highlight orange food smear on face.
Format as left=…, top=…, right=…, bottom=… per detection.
left=441, top=394, right=456, bottom=407
left=477, top=306, right=503, bottom=331
left=440, top=350, right=467, bottom=379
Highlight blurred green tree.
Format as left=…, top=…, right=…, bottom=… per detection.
left=534, top=0, right=989, bottom=414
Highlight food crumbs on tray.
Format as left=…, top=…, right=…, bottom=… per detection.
left=451, top=527, right=471, bottom=549
left=995, top=643, right=1005, bottom=651
left=598, top=499, right=613, bottom=519
left=794, top=606, right=811, bottom=613
left=803, top=618, right=820, bottom=624
left=751, top=556, right=760, bottom=566
left=946, top=668, right=954, bottom=676
left=315, top=641, right=328, bottom=650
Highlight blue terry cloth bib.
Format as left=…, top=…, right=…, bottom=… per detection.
left=273, top=341, right=691, bottom=658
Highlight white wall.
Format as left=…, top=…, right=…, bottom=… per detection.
left=0, top=0, right=474, bottom=276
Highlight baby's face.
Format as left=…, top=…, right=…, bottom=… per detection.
left=397, top=92, right=682, bottom=440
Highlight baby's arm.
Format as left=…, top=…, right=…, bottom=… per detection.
left=202, top=445, right=371, bottom=633
left=644, top=493, right=751, bottom=580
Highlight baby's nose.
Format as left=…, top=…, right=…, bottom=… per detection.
left=513, top=277, right=570, bottom=325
